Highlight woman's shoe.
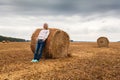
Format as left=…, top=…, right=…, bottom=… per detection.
left=31, top=59, right=38, bottom=62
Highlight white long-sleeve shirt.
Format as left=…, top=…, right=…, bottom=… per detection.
left=37, top=29, right=50, bottom=41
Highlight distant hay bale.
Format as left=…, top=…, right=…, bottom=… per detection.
left=6, top=40, right=10, bottom=43
left=97, top=37, right=109, bottom=47
left=2, top=40, right=10, bottom=43
left=2, top=40, right=6, bottom=43
left=31, top=28, right=70, bottom=58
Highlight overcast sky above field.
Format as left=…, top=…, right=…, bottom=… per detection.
left=0, top=0, right=120, bottom=41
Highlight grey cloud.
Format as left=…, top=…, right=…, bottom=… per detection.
left=0, top=27, right=33, bottom=39
left=0, top=0, right=120, bottom=16
left=0, top=0, right=120, bottom=41
left=99, top=26, right=120, bottom=33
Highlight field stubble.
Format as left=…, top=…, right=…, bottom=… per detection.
left=0, top=42, right=120, bottom=80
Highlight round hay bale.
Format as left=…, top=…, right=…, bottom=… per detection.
left=31, top=28, right=70, bottom=58
left=6, top=40, right=10, bottom=43
left=2, top=40, right=6, bottom=43
left=97, top=37, right=109, bottom=47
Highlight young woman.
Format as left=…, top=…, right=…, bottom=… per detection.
left=31, top=23, right=50, bottom=62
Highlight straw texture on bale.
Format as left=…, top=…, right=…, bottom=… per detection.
left=97, top=37, right=109, bottom=47
left=31, top=28, right=70, bottom=58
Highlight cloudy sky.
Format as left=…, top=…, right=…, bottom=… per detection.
left=0, top=0, right=120, bottom=41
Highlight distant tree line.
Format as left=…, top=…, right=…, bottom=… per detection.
left=0, top=35, right=26, bottom=42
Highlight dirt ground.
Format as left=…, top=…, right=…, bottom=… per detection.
left=0, top=42, right=120, bottom=80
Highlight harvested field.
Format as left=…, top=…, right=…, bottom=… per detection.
left=0, top=42, right=120, bottom=80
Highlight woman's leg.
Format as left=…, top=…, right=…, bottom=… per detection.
left=37, top=41, right=45, bottom=60
left=34, top=41, right=40, bottom=60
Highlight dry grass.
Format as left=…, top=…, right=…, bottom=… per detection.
left=0, top=42, right=120, bottom=80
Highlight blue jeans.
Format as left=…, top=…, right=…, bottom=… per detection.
left=34, top=39, right=45, bottom=60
